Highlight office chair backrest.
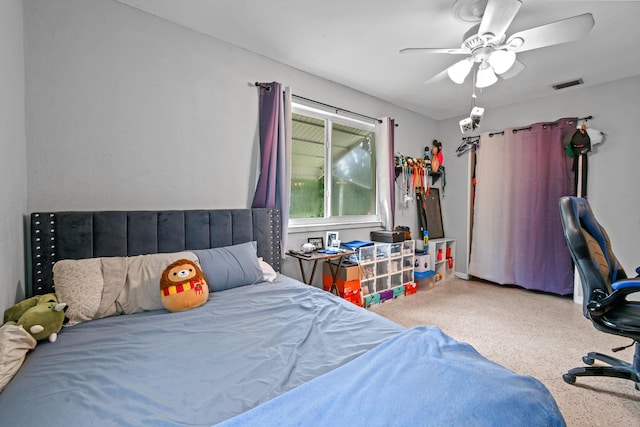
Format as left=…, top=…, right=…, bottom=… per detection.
left=559, top=196, right=627, bottom=318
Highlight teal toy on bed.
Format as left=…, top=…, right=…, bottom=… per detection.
left=3, top=293, right=67, bottom=342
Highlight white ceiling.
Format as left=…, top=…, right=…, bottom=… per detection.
left=115, top=0, right=640, bottom=120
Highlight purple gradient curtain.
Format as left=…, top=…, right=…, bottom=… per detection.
left=468, top=118, right=577, bottom=295
left=388, top=118, right=396, bottom=228
left=252, top=82, right=291, bottom=255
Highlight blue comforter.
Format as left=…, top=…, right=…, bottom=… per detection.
left=218, top=326, right=565, bottom=426
left=0, top=275, right=564, bottom=426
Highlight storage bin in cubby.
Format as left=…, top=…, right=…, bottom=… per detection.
left=361, top=278, right=374, bottom=296
left=405, top=282, right=418, bottom=295
left=402, top=240, right=415, bottom=255
left=357, top=240, right=415, bottom=308
left=359, top=246, right=375, bottom=264
left=390, top=243, right=402, bottom=258
left=403, top=269, right=414, bottom=284
left=376, top=262, right=389, bottom=276
left=364, top=293, right=380, bottom=308
left=376, top=276, right=389, bottom=292
left=402, top=256, right=414, bottom=270
left=390, top=258, right=401, bottom=273
left=379, top=289, right=393, bottom=302
left=393, top=285, right=405, bottom=298
left=375, top=245, right=390, bottom=260
left=390, top=272, right=402, bottom=288
left=362, top=264, right=375, bottom=279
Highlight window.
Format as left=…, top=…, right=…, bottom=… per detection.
left=290, top=103, right=378, bottom=226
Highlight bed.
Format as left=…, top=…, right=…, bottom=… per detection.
left=0, top=208, right=566, bottom=426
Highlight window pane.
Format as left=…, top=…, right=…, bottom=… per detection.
left=331, top=122, right=376, bottom=216
left=290, top=113, right=325, bottom=218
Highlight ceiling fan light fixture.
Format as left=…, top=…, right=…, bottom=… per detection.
left=487, top=49, right=516, bottom=74
left=476, top=61, right=497, bottom=88
left=447, top=59, right=473, bottom=84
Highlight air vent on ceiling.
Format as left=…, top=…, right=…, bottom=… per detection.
left=552, top=78, right=584, bottom=91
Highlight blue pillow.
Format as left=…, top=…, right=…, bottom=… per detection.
left=193, top=242, right=264, bottom=292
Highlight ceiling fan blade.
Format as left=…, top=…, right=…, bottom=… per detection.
left=400, top=47, right=468, bottom=55
left=478, top=0, right=522, bottom=42
left=506, top=13, right=594, bottom=52
left=497, top=58, right=525, bottom=79
left=423, top=69, right=451, bottom=85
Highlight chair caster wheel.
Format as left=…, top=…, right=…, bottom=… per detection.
left=563, top=373, right=576, bottom=384
left=582, top=355, right=594, bottom=365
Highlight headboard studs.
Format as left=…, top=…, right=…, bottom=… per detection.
left=29, top=208, right=282, bottom=296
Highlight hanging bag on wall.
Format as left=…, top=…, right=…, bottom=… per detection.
left=570, top=125, right=591, bottom=155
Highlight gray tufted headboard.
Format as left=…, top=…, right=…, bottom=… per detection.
left=29, top=208, right=281, bottom=296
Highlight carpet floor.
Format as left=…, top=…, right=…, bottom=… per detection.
left=369, top=278, right=640, bottom=427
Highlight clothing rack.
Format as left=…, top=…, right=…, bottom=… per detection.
left=394, top=153, right=430, bottom=206
left=456, top=136, right=480, bottom=157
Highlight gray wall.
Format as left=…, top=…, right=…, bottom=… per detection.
left=25, top=0, right=437, bottom=214
left=0, top=0, right=27, bottom=314
left=438, top=75, right=640, bottom=277
left=22, top=0, right=437, bottom=285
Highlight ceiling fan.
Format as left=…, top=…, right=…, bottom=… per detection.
left=401, top=0, right=595, bottom=88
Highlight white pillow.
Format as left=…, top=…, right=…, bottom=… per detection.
left=53, top=258, right=104, bottom=326
left=116, top=252, right=200, bottom=314
left=53, top=252, right=201, bottom=325
left=259, top=258, right=278, bottom=282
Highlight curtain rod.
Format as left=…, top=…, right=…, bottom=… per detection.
left=292, top=94, right=383, bottom=124
left=487, top=115, right=593, bottom=138
left=254, top=82, right=389, bottom=125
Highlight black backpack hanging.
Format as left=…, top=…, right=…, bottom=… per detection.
left=570, top=125, right=591, bottom=155
left=569, top=126, right=591, bottom=197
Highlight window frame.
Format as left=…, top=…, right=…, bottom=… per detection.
left=288, top=101, right=381, bottom=230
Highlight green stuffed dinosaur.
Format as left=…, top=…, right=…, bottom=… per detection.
left=3, top=294, right=67, bottom=342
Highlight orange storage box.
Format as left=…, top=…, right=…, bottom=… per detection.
left=342, top=290, right=363, bottom=307
left=323, top=275, right=361, bottom=296
left=323, top=261, right=362, bottom=296
left=404, top=282, right=418, bottom=295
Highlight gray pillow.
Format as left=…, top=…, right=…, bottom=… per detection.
left=193, top=242, right=264, bottom=292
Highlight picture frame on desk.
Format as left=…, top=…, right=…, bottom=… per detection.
left=325, top=231, right=339, bottom=249
left=307, top=237, right=324, bottom=250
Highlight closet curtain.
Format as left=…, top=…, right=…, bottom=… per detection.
left=468, top=118, right=576, bottom=295
left=252, top=82, right=292, bottom=256
left=375, top=117, right=395, bottom=230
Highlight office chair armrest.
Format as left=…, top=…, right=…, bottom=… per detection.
left=611, top=278, right=640, bottom=292
left=588, top=279, right=640, bottom=316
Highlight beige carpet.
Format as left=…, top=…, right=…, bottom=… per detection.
left=369, top=278, right=640, bottom=427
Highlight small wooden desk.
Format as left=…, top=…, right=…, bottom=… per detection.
left=286, top=250, right=355, bottom=294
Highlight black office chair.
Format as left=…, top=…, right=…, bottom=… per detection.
left=559, top=196, right=640, bottom=389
